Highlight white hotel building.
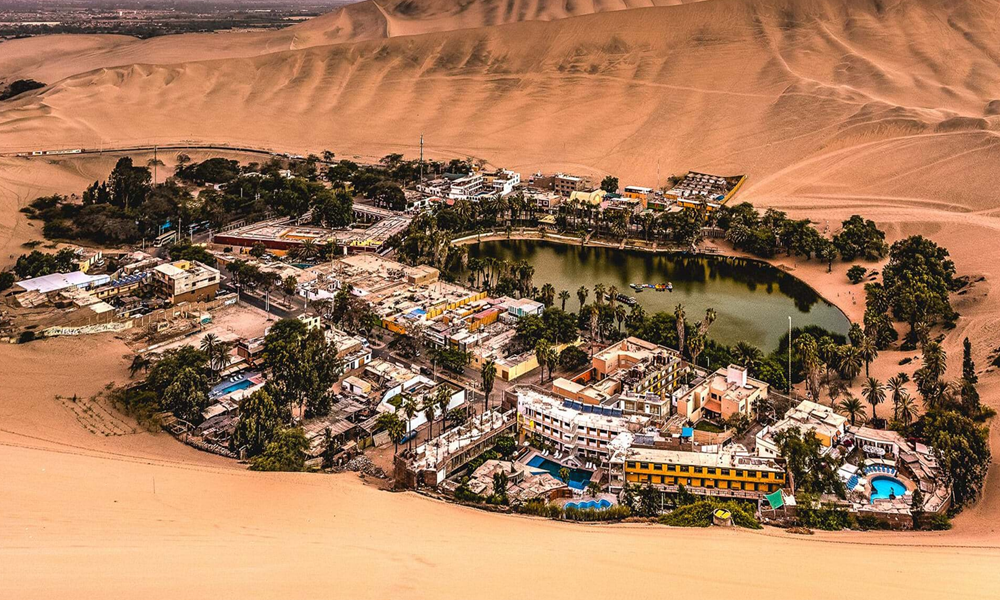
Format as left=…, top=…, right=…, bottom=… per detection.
left=516, top=388, right=649, bottom=465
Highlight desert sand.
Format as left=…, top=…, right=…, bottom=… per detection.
left=2, top=0, right=1000, bottom=595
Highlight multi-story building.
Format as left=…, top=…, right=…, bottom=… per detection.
left=676, top=365, right=768, bottom=423
left=612, top=445, right=786, bottom=497
left=447, top=174, right=484, bottom=200
left=621, top=186, right=652, bottom=207
left=756, top=400, right=848, bottom=458
left=516, top=387, right=649, bottom=464
left=486, top=169, right=520, bottom=196
left=553, top=337, right=685, bottom=417
left=553, top=173, right=586, bottom=197
left=151, top=260, right=220, bottom=304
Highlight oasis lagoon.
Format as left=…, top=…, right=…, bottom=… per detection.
left=466, top=240, right=850, bottom=351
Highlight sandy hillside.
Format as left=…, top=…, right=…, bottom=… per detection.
left=2, top=0, right=1000, bottom=592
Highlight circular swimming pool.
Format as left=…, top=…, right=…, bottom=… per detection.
left=870, top=476, right=907, bottom=501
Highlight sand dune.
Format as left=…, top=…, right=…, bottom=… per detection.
left=2, top=0, right=1000, bottom=592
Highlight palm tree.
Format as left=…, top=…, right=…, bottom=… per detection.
left=535, top=338, right=552, bottom=383
left=212, top=340, right=234, bottom=376
left=733, top=341, right=763, bottom=373
left=481, top=359, right=497, bottom=413
left=423, top=402, right=438, bottom=440
left=838, top=395, right=866, bottom=426
left=687, top=334, right=706, bottom=368
left=922, top=342, right=947, bottom=383
left=200, top=333, right=220, bottom=378
left=674, top=304, right=686, bottom=357
left=897, top=395, right=918, bottom=426
left=540, top=283, right=556, bottom=308
left=859, top=333, right=878, bottom=378
left=376, top=412, right=406, bottom=456
left=576, top=286, right=589, bottom=309
left=607, top=285, right=619, bottom=309
left=838, top=345, right=863, bottom=383
left=558, top=290, right=570, bottom=311
left=435, top=387, right=452, bottom=434
left=795, top=334, right=821, bottom=399
left=401, top=395, right=418, bottom=451
left=886, top=374, right=909, bottom=421
left=614, top=304, right=627, bottom=334
left=593, top=283, right=606, bottom=305
left=862, top=377, right=886, bottom=424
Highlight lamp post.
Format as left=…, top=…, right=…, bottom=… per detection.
left=787, top=316, right=792, bottom=395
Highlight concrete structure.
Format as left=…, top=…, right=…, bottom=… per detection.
left=554, top=173, right=587, bottom=197
left=152, top=260, right=220, bottom=304
left=15, top=271, right=110, bottom=295
left=447, top=174, right=484, bottom=200
left=516, top=387, right=650, bottom=465
left=613, top=445, right=785, bottom=498
left=676, top=365, right=768, bottom=423
left=756, top=400, right=849, bottom=458
left=506, top=298, right=544, bottom=318
left=463, top=460, right=569, bottom=503
left=553, top=337, right=684, bottom=417
left=485, top=169, right=520, bottom=196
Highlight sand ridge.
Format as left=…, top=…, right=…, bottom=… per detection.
left=2, top=0, right=1000, bottom=594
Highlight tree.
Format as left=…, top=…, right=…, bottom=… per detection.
left=674, top=304, right=686, bottom=359
left=576, top=285, right=589, bottom=309
left=600, top=175, right=619, bottom=193
left=833, top=215, right=888, bottom=261
left=837, top=345, right=863, bottom=383
left=282, top=275, right=298, bottom=300
left=535, top=338, right=553, bottom=383
left=847, top=265, right=867, bottom=284
left=371, top=180, right=406, bottom=211
left=0, top=271, right=15, bottom=292
left=262, top=318, right=341, bottom=418
left=960, top=337, right=981, bottom=417
left=401, top=395, right=419, bottom=451
left=250, top=427, right=310, bottom=472
left=539, top=283, right=556, bottom=308
left=733, top=341, right=763, bottom=374
left=162, top=367, right=210, bottom=424
left=231, top=389, right=281, bottom=458
left=558, top=289, right=570, bottom=311
left=559, top=345, right=589, bottom=371
left=920, top=410, right=990, bottom=508
left=480, top=359, right=497, bottom=412
left=882, top=236, right=956, bottom=340
left=249, top=241, right=267, bottom=258
left=377, top=411, right=407, bottom=456
left=886, top=374, right=909, bottom=421
left=838, top=395, right=866, bottom=426
left=858, top=333, right=878, bottom=378
left=423, top=403, right=438, bottom=440
left=773, top=427, right=845, bottom=497
left=106, top=157, right=152, bottom=210
left=861, top=377, right=886, bottom=424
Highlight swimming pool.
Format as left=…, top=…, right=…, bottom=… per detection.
left=213, top=379, right=253, bottom=397
left=870, top=476, right=907, bottom=501
left=526, top=456, right=593, bottom=490
left=565, top=499, right=612, bottom=510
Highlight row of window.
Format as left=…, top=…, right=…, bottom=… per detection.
left=627, top=474, right=781, bottom=492
left=626, top=461, right=783, bottom=481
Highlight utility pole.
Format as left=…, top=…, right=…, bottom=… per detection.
left=153, top=145, right=158, bottom=183
left=419, top=134, right=424, bottom=183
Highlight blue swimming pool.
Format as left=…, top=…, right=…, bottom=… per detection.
left=213, top=378, right=253, bottom=397
left=565, top=499, right=612, bottom=510
left=870, top=476, right=906, bottom=501
left=526, top=456, right=592, bottom=490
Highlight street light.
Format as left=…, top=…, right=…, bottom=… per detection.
left=787, top=316, right=792, bottom=395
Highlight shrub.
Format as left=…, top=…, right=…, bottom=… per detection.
left=847, top=265, right=867, bottom=284
left=658, top=500, right=761, bottom=529
left=854, top=514, right=891, bottom=531
left=18, top=331, right=36, bottom=344
left=922, top=513, right=952, bottom=531
left=797, top=504, right=855, bottom=531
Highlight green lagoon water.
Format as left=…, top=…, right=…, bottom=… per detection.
left=466, top=240, right=850, bottom=351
